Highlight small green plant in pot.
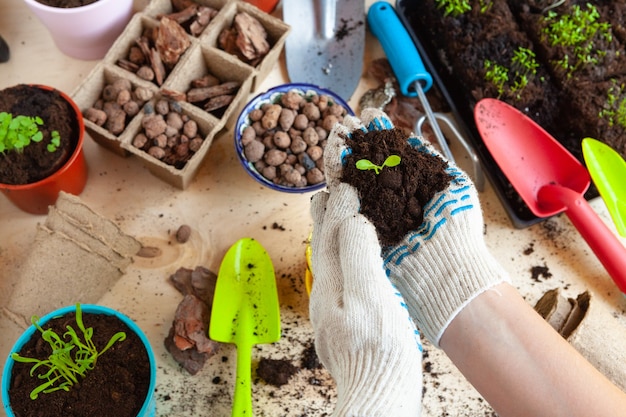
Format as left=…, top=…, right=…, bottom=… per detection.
left=2, top=304, right=157, bottom=417
left=0, top=112, right=61, bottom=154
left=0, top=84, right=88, bottom=214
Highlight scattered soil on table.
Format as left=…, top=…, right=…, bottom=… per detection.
left=0, top=84, right=78, bottom=185
left=531, top=264, right=552, bottom=282
left=256, top=358, right=298, bottom=387
left=300, top=342, right=321, bottom=370
left=35, top=0, right=98, bottom=7
left=8, top=312, right=151, bottom=417
left=341, top=127, right=452, bottom=247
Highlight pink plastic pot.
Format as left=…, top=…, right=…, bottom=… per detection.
left=0, top=85, right=88, bottom=215
left=23, top=0, right=134, bottom=60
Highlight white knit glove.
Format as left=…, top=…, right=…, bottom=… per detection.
left=309, top=118, right=423, bottom=417
left=353, top=108, right=510, bottom=346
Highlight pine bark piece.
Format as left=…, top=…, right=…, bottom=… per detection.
left=158, top=4, right=199, bottom=25
left=204, top=95, right=235, bottom=112
left=156, top=17, right=191, bottom=68
left=233, top=12, right=269, bottom=65
left=219, top=12, right=270, bottom=66
left=191, top=73, right=221, bottom=88
left=186, top=81, right=240, bottom=103
left=171, top=0, right=196, bottom=11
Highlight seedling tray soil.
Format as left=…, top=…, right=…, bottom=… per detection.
left=396, top=0, right=626, bottom=228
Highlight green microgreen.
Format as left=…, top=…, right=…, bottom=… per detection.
left=10, top=303, right=127, bottom=400
left=599, top=80, right=626, bottom=128
left=541, top=3, right=612, bottom=77
left=484, top=47, right=542, bottom=99
left=0, top=112, right=61, bottom=154
left=434, top=0, right=493, bottom=17
left=356, top=154, right=401, bottom=175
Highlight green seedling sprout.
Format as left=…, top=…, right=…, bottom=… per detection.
left=484, top=47, right=542, bottom=99
left=0, top=112, right=60, bottom=154
left=599, top=80, right=626, bottom=128
left=11, top=303, right=126, bottom=400
left=541, top=4, right=612, bottom=77
left=434, top=0, right=492, bottom=17
left=484, top=60, right=509, bottom=97
left=434, top=0, right=470, bottom=17
left=356, top=154, right=401, bottom=175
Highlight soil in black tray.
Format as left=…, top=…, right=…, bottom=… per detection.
left=341, top=127, right=452, bottom=247
left=8, top=312, right=151, bottom=417
left=399, top=0, right=626, bottom=223
left=0, top=84, right=79, bottom=185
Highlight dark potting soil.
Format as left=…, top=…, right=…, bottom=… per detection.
left=402, top=0, right=626, bottom=223
left=341, top=127, right=452, bottom=248
left=0, top=84, right=78, bottom=185
left=8, top=312, right=151, bottom=417
left=35, top=0, right=99, bottom=7
left=256, top=358, right=298, bottom=387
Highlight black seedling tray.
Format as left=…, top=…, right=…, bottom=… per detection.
left=395, top=0, right=546, bottom=228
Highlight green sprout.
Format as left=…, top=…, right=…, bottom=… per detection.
left=484, top=60, right=509, bottom=97
left=0, top=112, right=61, bottom=154
left=541, top=4, right=612, bottom=77
left=434, top=0, right=492, bottom=17
left=356, top=154, right=401, bottom=175
left=434, top=0, right=470, bottom=17
left=484, top=47, right=542, bottom=99
left=599, top=80, right=626, bottom=128
left=11, top=303, right=127, bottom=400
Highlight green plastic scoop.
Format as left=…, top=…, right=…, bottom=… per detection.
left=582, top=138, right=626, bottom=237
left=209, top=237, right=281, bottom=416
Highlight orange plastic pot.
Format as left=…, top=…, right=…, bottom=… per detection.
left=242, top=0, right=279, bottom=13
left=0, top=85, right=88, bottom=215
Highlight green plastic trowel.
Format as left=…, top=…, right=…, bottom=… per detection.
left=582, top=137, right=626, bottom=237
left=209, top=237, right=281, bottom=416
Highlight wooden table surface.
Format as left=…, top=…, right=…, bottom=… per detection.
left=1, top=1, right=626, bottom=416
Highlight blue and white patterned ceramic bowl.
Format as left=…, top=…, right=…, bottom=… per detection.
left=234, top=83, right=354, bottom=193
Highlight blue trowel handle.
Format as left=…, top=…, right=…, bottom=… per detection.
left=367, top=1, right=432, bottom=97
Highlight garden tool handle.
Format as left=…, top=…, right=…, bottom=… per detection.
left=539, top=184, right=626, bottom=294
left=232, top=341, right=253, bottom=417
left=319, top=0, right=336, bottom=39
left=368, top=2, right=455, bottom=162
left=367, top=1, right=432, bottom=96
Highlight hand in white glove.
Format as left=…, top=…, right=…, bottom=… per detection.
left=350, top=108, right=510, bottom=346
left=309, top=118, right=423, bottom=417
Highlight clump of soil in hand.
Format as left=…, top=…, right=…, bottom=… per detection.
left=341, top=127, right=452, bottom=247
